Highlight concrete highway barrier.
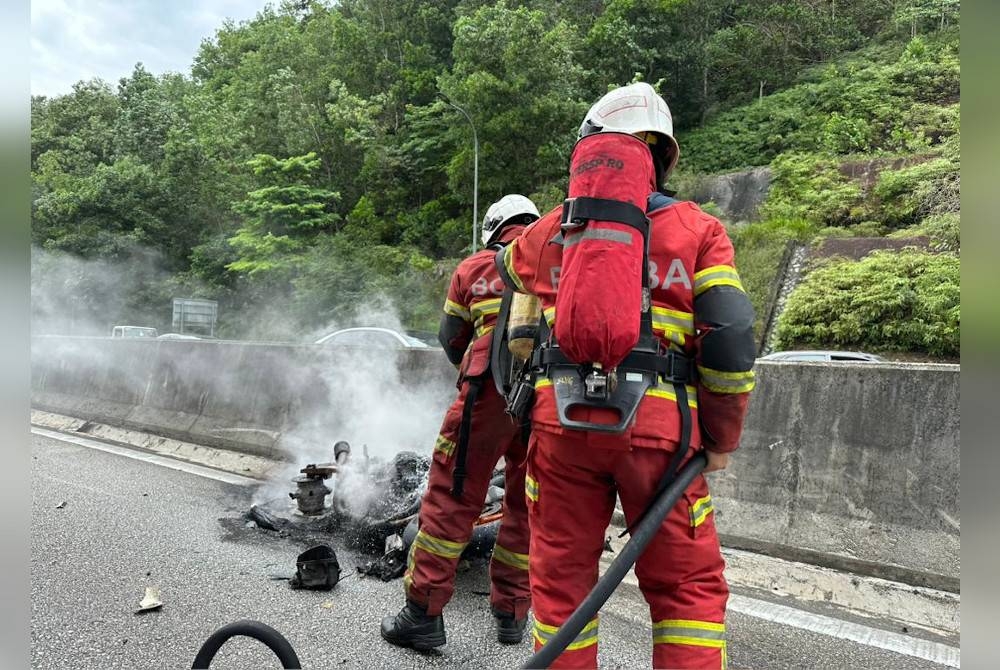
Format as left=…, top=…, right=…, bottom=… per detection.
left=710, top=360, right=959, bottom=591
left=30, top=336, right=959, bottom=590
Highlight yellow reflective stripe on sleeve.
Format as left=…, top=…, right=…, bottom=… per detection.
left=475, top=324, right=496, bottom=338
left=413, top=529, right=467, bottom=560
left=693, top=265, right=744, bottom=296
left=492, top=543, right=529, bottom=571
left=525, top=475, right=539, bottom=502
left=543, top=306, right=556, bottom=327
left=444, top=299, right=471, bottom=321
left=534, top=378, right=553, bottom=389
left=689, top=494, right=715, bottom=527
left=534, top=616, right=599, bottom=651
left=434, top=434, right=456, bottom=458
left=653, top=619, right=725, bottom=648
left=645, top=385, right=699, bottom=409
left=698, top=365, right=756, bottom=394
left=471, top=298, right=502, bottom=322
left=504, top=242, right=526, bottom=293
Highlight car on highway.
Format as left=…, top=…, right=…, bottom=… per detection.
left=759, top=350, right=886, bottom=363
left=314, top=327, right=432, bottom=349
left=157, top=333, right=203, bottom=340
left=110, top=325, right=158, bottom=338
left=405, top=329, right=439, bottom=347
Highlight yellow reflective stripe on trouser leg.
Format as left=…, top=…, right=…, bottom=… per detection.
left=492, top=543, right=529, bottom=571
left=533, top=616, right=599, bottom=651
left=434, top=434, right=456, bottom=458
left=525, top=475, right=539, bottom=502
left=402, top=541, right=416, bottom=593
left=413, top=529, right=467, bottom=560
left=653, top=618, right=726, bottom=648
left=689, top=495, right=714, bottom=527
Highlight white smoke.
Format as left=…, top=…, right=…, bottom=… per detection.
left=31, top=245, right=178, bottom=336
left=30, top=246, right=454, bottom=522
left=254, top=294, right=453, bottom=515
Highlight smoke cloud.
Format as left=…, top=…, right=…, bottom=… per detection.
left=31, top=245, right=456, bottom=524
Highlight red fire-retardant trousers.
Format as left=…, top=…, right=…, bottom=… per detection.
left=403, top=380, right=531, bottom=620
left=526, top=431, right=728, bottom=669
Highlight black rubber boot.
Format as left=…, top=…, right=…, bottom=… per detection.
left=493, top=607, right=528, bottom=644
left=380, top=600, right=446, bottom=651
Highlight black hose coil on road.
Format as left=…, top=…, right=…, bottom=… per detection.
left=192, top=619, right=301, bottom=669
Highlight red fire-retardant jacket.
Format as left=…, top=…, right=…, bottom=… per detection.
left=496, top=199, right=757, bottom=453
left=438, top=225, right=527, bottom=382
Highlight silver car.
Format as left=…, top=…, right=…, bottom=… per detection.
left=759, top=350, right=886, bottom=363
left=314, top=327, right=431, bottom=349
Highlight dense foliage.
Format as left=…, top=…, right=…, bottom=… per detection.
left=30, top=0, right=960, bottom=344
left=680, top=24, right=960, bottom=354
left=775, top=250, right=960, bottom=356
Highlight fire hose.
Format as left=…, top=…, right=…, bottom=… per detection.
left=192, top=619, right=301, bottom=669
left=521, top=451, right=708, bottom=669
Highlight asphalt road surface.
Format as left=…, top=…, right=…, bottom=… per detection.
left=31, top=431, right=959, bottom=669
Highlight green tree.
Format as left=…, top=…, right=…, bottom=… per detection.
left=440, top=2, right=588, bottom=201
left=227, top=152, right=341, bottom=279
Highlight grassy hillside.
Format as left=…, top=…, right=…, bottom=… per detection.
left=677, top=31, right=960, bottom=358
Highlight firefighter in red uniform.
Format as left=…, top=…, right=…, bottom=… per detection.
left=495, top=83, right=757, bottom=669
left=381, top=194, right=541, bottom=651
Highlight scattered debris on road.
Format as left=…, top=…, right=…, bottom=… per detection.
left=135, top=586, right=163, bottom=614
left=246, top=504, right=285, bottom=532
left=235, top=442, right=506, bottom=588
left=289, top=545, right=341, bottom=590
left=357, top=533, right=408, bottom=581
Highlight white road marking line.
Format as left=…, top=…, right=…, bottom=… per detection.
left=728, top=593, right=961, bottom=668
left=35, top=427, right=960, bottom=667
left=32, top=427, right=257, bottom=487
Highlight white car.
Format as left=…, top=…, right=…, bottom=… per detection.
left=157, top=333, right=203, bottom=340
left=315, top=327, right=431, bottom=349
left=759, top=350, right=885, bottom=363
left=111, top=326, right=158, bottom=338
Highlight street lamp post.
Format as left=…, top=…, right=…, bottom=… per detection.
left=438, top=93, right=479, bottom=253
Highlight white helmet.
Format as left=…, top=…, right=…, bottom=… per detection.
left=578, top=82, right=680, bottom=179
left=482, top=194, right=540, bottom=247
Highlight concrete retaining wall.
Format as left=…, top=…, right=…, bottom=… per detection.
left=711, top=361, right=960, bottom=591
left=30, top=336, right=456, bottom=461
left=30, top=336, right=959, bottom=589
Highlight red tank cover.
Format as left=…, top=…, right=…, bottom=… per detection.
left=555, top=132, right=655, bottom=370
